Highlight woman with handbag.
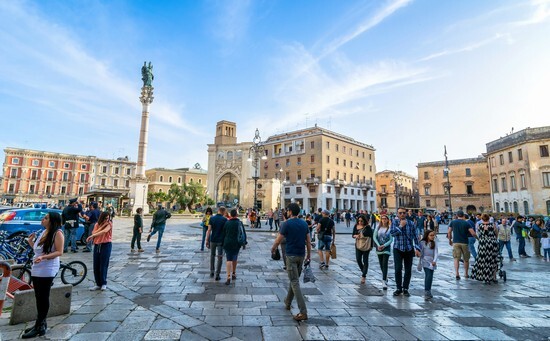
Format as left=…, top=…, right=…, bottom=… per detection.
left=352, top=214, right=373, bottom=284
left=373, top=214, right=394, bottom=290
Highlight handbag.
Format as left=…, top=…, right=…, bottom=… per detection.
left=330, top=243, right=337, bottom=259
left=302, top=263, right=316, bottom=283
left=356, top=236, right=372, bottom=252
left=271, top=248, right=281, bottom=260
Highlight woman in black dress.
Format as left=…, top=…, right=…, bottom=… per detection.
left=471, top=213, right=499, bottom=284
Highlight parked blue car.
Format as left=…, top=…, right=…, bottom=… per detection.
left=0, top=208, right=86, bottom=243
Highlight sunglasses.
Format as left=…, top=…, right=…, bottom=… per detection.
left=398, top=212, right=406, bottom=214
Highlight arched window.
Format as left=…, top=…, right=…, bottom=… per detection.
left=198, top=179, right=202, bottom=184
left=158, top=189, right=163, bottom=193
left=159, top=175, right=164, bottom=182
left=523, top=201, right=529, bottom=215
left=513, top=201, right=518, bottom=213
left=178, top=177, right=181, bottom=183
left=169, top=176, right=173, bottom=183
left=496, top=202, right=501, bottom=212
left=504, top=202, right=509, bottom=212
left=190, top=178, right=194, bottom=183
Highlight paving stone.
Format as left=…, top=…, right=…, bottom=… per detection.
left=178, top=330, right=209, bottom=341
left=191, top=324, right=231, bottom=340
left=61, top=313, right=96, bottom=324
left=170, top=314, right=205, bottom=328
left=79, top=321, right=120, bottom=333
left=43, top=323, right=85, bottom=339
left=144, top=329, right=182, bottom=340
left=433, top=326, right=481, bottom=340
left=231, top=326, right=262, bottom=340
left=151, top=317, right=185, bottom=330
left=317, top=326, right=365, bottom=340
left=242, top=316, right=272, bottom=327
left=261, top=326, right=302, bottom=341
left=205, top=315, right=243, bottom=327
left=69, top=332, right=111, bottom=341
left=462, top=327, right=515, bottom=340
left=403, top=325, right=449, bottom=340
left=382, top=326, right=419, bottom=340
left=106, top=331, right=148, bottom=341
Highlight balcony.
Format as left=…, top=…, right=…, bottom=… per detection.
left=305, top=177, right=320, bottom=184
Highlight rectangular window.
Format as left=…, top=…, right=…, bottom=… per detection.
left=78, top=187, right=84, bottom=195
left=491, top=157, right=496, bottom=167
left=342, top=146, right=346, bottom=153
left=541, top=145, right=549, bottom=157
left=465, top=168, right=471, bottom=177
left=286, top=159, right=290, bottom=166
left=61, top=186, right=66, bottom=194
left=501, top=177, right=507, bottom=191
left=45, top=185, right=51, bottom=194
left=114, top=167, right=119, bottom=175
left=285, top=172, right=290, bottom=181
left=125, top=180, right=130, bottom=187
left=326, top=155, right=330, bottom=163
left=310, top=155, right=315, bottom=163
left=64, top=162, right=70, bottom=169
left=310, top=141, right=314, bottom=149
left=126, top=168, right=131, bottom=175
left=102, top=166, right=107, bottom=173
left=520, top=174, right=526, bottom=189
left=351, top=189, right=355, bottom=195
left=510, top=175, right=516, bottom=190
left=12, top=158, right=19, bottom=165
left=8, top=184, right=15, bottom=193
left=113, top=179, right=118, bottom=187
left=499, top=154, right=504, bottom=165
left=285, top=187, right=290, bottom=195
left=343, top=173, right=347, bottom=181
left=381, top=198, right=387, bottom=207
left=369, top=165, right=372, bottom=172
left=492, top=178, right=499, bottom=192
left=101, top=178, right=106, bottom=186
left=349, top=148, right=352, bottom=156
left=296, top=187, right=302, bottom=194
left=29, top=184, right=35, bottom=194
left=466, top=184, right=474, bottom=195
left=344, top=188, right=348, bottom=195
left=426, top=200, right=431, bottom=207
left=327, top=186, right=332, bottom=193
left=31, top=170, right=38, bottom=180
left=62, top=172, right=69, bottom=181
left=424, top=171, right=429, bottom=180
left=518, top=149, right=523, bottom=160
left=48, top=161, right=55, bottom=167
left=336, top=171, right=340, bottom=179
left=343, top=160, right=347, bottom=167
left=336, top=144, right=339, bottom=152
left=326, top=170, right=330, bottom=179
left=297, top=171, right=302, bottom=180
left=445, top=199, right=449, bottom=207
left=356, top=150, right=359, bottom=157
left=508, top=151, right=513, bottom=163
left=543, top=172, right=550, bottom=187
left=10, top=169, right=17, bottom=178
left=424, top=187, right=430, bottom=195
left=381, top=185, right=387, bottom=193
left=326, top=141, right=330, bottom=149
left=32, top=160, right=39, bottom=166
left=310, top=169, right=315, bottom=178
left=80, top=174, right=86, bottom=182
left=47, top=171, right=54, bottom=181
left=362, top=164, right=366, bottom=171
left=336, top=158, right=339, bottom=165
left=297, top=157, right=301, bottom=165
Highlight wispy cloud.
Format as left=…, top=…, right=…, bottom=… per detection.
left=210, top=0, right=253, bottom=53
left=416, top=34, right=505, bottom=62
left=512, top=0, right=550, bottom=26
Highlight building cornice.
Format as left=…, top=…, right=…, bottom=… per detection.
left=486, top=126, right=550, bottom=154
left=417, top=156, right=486, bottom=168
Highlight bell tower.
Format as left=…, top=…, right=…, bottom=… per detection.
left=214, top=121, right=237, bottom=146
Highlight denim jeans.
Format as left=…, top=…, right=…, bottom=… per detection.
left=423, top=267, right=434, bottom=292
left=84, top=224, right=93, bottom=251
left=517, top=236, right=527, bottom=256
left=468, top=237, right=477, bottom=260
left=499, top=240, right=513, bottom=259
left=269, top=218, right=274, bottom=229
left=93, top=242, right=112, bottom=286
left=210, top=242, right=223, bottom=275
left=201, top=226, right=208, bottom=251
left=150, top=224, right=165, bottom=250
left=274, top=220, right=280, bottom=231
left=377, top=253, right=390, bottom=281
left=544, top=248, right=550, bottom=259
left=393, top=249, right=415, bottom=290
left=64, top=227, right=77, bottom=251
left=285, top=255, right=307, bottom=315
left=355, top=248, right=370, bottom=277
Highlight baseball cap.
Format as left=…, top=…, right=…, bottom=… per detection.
left=456, top=210, right=465, bottom=217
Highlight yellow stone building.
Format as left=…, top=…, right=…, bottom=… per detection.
left=375, top=170, right=418, bottom=213
left=146, top=166, right=208, bottom=195
left=417, top=156, right=492, bottom=213
left=486, top=126, right=550, bottom=215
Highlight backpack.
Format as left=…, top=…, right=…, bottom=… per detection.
left=238, top=221, right=247, bottom=246
left=529, top=228, right=537, bottom=238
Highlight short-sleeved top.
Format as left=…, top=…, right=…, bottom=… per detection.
left=209, top=214, right=228, bottom=243
left=280, top=218, right=309, bottom=257
left=318, top=217, right=335, bottom=236
left=449, top=219, right=472, bottom=244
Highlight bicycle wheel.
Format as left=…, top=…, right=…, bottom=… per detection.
left=60, top=260, right=87, bottom=286
left=12, top=266, right=32, bottom=284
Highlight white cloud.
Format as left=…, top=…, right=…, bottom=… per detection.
left=210, top=0, right=253, bottom=53
left=513, top=0, right=550, bottom=26
left=416, top=34, right=505, bottom=62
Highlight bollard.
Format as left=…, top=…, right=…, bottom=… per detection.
left=0, top=261, right=11, bottom=316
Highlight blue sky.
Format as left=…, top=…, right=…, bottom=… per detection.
left=1, top=0, right=549, bottom=176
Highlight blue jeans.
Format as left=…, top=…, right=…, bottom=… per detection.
left=269, top=218, right=274, bottom=229
left=499, top=240, right=514, bottom=259
left=210, top=242, right=224, bottom=275
left=93, top=242, right=112, bottom=286
left=468, top=237, right=477, bottom=260
left=64, top=227, right=77, bottom=251
left=285, top=255, right=307, bottom=315
left=150, top=224, right=165, bottom=250
left=423, top=267, right=434, bottom=292
left=201, top=226, right=208, bottom=251
left=517, top=236, right=527, bottom=256
left=544, top=248, right=550, bottom=259
left=416, top=227, right=423, bottom=240
left=393, top=249, right=414, bottom=290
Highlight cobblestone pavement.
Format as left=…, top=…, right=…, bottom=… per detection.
left=1, top=217, right=550, bottom=340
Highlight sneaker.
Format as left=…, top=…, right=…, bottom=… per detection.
left=131, top=249, right=136, bottom=253
left=393, top=289, right=403, bottom=296
left=89, top=286, right=101, bottom=291
left=319, top=262, right=326, bottom=269
left=324, top=265, right=329, bottom=269
left=382, top=280, right=388, bottom=290
left=100, top=285, right=107, bottom=291
left=510, top=258, right=516, bottom=261
left=424, top=291, right=433, bottom=300
left=155, top=249, right=160, bottom=254
left=403, top=289, right=411, bottom=297
left=138, top=249, right=144, bottom=252
left=293, top=313, right=308, bottom=321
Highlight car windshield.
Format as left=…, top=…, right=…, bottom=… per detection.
left=23, top=211, right=48, bottom=221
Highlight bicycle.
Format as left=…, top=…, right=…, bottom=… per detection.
left=0, top=231, right=33, bottom=263
left=11, top=251, right=88, bottom=286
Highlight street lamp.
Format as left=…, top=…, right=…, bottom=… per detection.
left=444, top=145, right=453, bottom=218
left=247, top=128, right=267, bottom=210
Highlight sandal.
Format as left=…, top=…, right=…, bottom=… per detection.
left=293, top=313, right=308, bottom=321
left=225, top=278, right=231, bottom=285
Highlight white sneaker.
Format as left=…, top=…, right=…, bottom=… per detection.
left=100, top=285, right=107, bottom=291
left=89, top=286, right=101, bottom=291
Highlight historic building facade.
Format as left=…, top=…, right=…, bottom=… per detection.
left=486, top=126, right=550, bottom=215
left=417, top=156, right=492, bottom=213
left=146, top=166, right=208, bottom=194
left=262, top=125, right=377, bottom=213
left=1, top=147, right=136, bottom=207
left=376, top=170, right=417, bottom=213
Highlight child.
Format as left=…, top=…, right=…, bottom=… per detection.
left=419, top=230, right=438, bottom=300
left=131, top=207, right=144, bottom=252
left=542, top=232, right=550, bottom=261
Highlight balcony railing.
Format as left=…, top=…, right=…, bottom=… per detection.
left=305, top=177, right=320, bottom=185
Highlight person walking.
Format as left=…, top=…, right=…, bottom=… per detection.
left=267, top=208, right=274, bottom=230
left=61, top=198, right=82, bottom=253
left=206, top=206, right=228, bottom=280
left=419, top=229, right=438, bottom=300
left=83, top=202, right=100, bottom=252
left=466, top=214, right=478, bottom=260
left=22, top=212, right=64, bottom=338
left=352, top=215, right=373, bottom=284
left=448, top=210, right=477, bottom=280
left=131, top=207, right=144, bottom=253
left=87, top=212, right=113, bottom=291
left=531, top=218, right=544, bottom=257
left=472, top=214, right=500, bottom=284
left=391, top=207, right=421, bottom=297
left=147, top=205, right=172, bottom=254
left=271, top=203, right=311, bottom=321
left=200, top=207, right=213, bottom=251
left=415, top=211, right=425, bottom=240
left=497, top=217, right=515, bottom=261
left=316, top=209, right=335, bottom=269
left=512, top=216, right=530, bottom=258
left=221, top=209, right=246, bottom=285
left=373, top=214, right=393, bottom=290
left=345, top=210, right=352, bottom=228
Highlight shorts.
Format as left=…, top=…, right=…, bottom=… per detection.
left=318, top=235, right=332, bottom=251
left=452, top=243, right=470, bottom=260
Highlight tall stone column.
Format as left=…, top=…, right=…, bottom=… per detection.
left=129, top=62, right=155, bottom=214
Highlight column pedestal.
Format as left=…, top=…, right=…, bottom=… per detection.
left=129, top=178, right=149, bottom=215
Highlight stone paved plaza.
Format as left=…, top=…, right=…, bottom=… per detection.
left=1, top=217, right=550, bottom=340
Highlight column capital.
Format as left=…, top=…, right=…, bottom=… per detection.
left=140, top=86, right=154, bottom=105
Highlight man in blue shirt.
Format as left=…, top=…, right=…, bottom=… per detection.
left=206, top=206, right=228, bottom=280
left=271, top=203, right=311, bottom=321
left=390, top=207, right=421, bottom=297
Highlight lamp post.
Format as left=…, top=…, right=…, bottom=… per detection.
left=444, top=145, right=453, bottom=218
left=278, top=168, right=284, bottom=210
left=247, top=128, right=267, bottom=210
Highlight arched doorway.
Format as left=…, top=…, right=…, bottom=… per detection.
left=216, top=172, right=240, bottom=208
